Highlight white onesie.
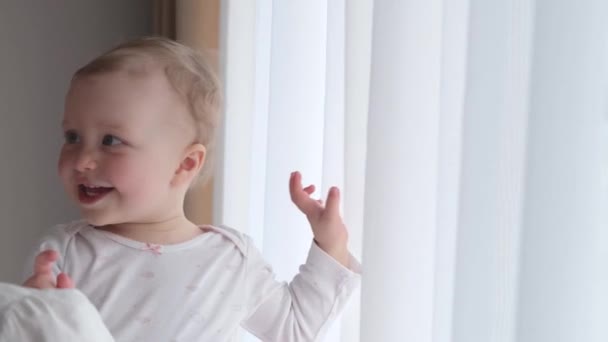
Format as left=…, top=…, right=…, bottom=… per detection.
left=23, top=220, right=361, bottom=342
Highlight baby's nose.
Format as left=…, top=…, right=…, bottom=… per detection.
left=74, top=149, right=98, bottom=172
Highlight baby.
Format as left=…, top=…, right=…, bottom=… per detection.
left=22, top=37, right=360, bottom=341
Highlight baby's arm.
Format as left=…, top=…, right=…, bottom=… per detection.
left=241, top=235, right=360, bottom=341
left=23, top=250, right=74, bottom=289
left=241, top=172, right=360, bottom=341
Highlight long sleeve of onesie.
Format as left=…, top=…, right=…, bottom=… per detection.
left=241, top=236, right=361, bottom=342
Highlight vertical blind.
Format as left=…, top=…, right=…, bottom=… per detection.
left=215, top=1, right=608, bottom=341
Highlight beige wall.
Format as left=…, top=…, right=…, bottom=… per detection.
left=177, top=0, right=220, bottom=226
left=0, top=1, right=152, bottom=282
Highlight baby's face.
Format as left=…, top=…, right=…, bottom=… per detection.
left=58, top=70, right=195, bottom=226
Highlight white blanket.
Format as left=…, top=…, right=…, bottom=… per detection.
left=0, top=283, right=114, bottom=342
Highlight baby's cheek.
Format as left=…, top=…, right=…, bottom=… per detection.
left=104, top=160, right=140, bottom=189
left=57, top=150, right=70, bottom=171
left=110, top=160, right=163, bottom=194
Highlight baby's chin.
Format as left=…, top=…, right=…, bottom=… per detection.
left=79, top=209, right=120, bottom=227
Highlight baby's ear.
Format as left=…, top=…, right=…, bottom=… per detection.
left=172, top=143, right=206, bottom=187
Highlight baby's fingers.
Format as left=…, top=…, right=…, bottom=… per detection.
left=33, top=250, right=58, bottom=276
left=23, top=250, right=62, bottom=289
left=324, top=187, right=341, bottom=218
left=56, top=273, right=75, bottom=289
left=23, top=273, right=56, bottom=289
left=289, top=172, right=320, bottom=215
left=303, top=184, right=315, bottom=195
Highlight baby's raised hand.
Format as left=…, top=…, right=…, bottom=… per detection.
left=23, top=250, right=75, bottom=289
left=289, top=171, right=350, bottom=267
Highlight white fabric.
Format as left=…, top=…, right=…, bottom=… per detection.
left=23, top=221, right=360, bottom=341
left=0, top=282, right=114, bottom=342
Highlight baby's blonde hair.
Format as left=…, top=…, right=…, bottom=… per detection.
left=73, top=36, right=221, bottom=184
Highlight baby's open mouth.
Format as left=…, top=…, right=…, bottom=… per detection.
left=78, top=184, right=114, bottom=204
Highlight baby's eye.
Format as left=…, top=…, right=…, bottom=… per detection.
left=64, top=130, right=80, bottom=144
left=101, top=134, right=123, bottom=146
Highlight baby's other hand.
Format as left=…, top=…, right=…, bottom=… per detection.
left=289, top=171, right=350, bottom=267
left=23, top=250, right=74, bottom=289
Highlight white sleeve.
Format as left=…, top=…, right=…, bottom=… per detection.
left=21, top=223, right=77, bottom=283
left=241, top=237, right=361, bottom=342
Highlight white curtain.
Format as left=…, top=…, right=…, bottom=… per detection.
left=215, top=0, right=608, bottom=341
